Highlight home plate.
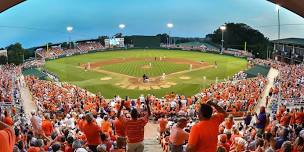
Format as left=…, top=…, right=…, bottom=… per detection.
left=100, top=77, right=112, bottom=81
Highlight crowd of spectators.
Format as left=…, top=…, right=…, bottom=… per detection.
left=77, top=42, right=104, bottom=52
left=36, top=42, right=104, bottom=59
left=10, top=70, right=266, bottom=152
left=0, top=64, right=25, bottom=152
left=0, top=64, right=21, bottom=104
left=198, top=75, right=267, bottom=116
left=0, top=75, right=155, bottom=152
left=156, top=60, right=304, bottom=152
left=253, top=59, right=304, bottom=102
left=232, top=71, right=247, bottom=81
left=0, top=57, right=303, bottom=152
left=22, top=60, right=45, bottom=69
left=36, top=47, right=65, bottom=59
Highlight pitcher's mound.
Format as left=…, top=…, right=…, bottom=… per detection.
left=100, top=77, right=112, bottom=81
left=179, top=76, right=191, bottom=80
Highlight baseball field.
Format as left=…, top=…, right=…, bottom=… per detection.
left=44, top=49, right=248, bottom=98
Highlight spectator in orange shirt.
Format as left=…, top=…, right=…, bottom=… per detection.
left=158, top=115, right=168, bottom=136
left=124, top=97, right=131, bottom=110
left=117, top=98, right=151, bottom=152
left=223, top=114, right=234, bottom=133
left=65, top=136, right=74, bottom=152
left=169, top=117, right=189, bottom=152
left=3, top=110, right=14, bottom=126
left=101, top=116, right=111, bottom=134
left=0, top=120, right=15, bottom=152
left=114, top=116, right=126, bottom=137
left=82, top=113, right=102, bottom=152
left=218, top=134, right=230, bottom=152
left=187, top=99, right=227, bottom=152
left=295, top=107, right=304, bottom=125
left=41, top=114, right=54, bottom=137
left=280, top=110, right=291, bottom=127
left=77, top=114, right=85, bottom=132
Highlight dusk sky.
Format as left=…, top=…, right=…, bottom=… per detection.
left=0, top=0, right=304, bottom=48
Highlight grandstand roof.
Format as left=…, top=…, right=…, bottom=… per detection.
left=0, top=0, right=25, bottom=13
left=272, top=38, right=304, bottom=47
left=268, top=0, right=304, bottom=18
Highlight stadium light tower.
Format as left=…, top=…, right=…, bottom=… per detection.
left=66, top=26, right=73, bottom=48
left=167, top=23, right=174, bottom=47
left=66, top=26, right=73, bottom=32
left=119, top=24, right=126, bottom=37
left=220, top=25, right=226, bottom=54
left=276, top=4, right=281, bottom=40
left=119, top=24, right=126, bottom=30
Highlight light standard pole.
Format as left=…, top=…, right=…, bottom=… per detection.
left=276, top=4, right=281, bottom=40
left=220, top=25, right=226, bottom=54
left=66, top=26, right=73, bottom=48
left=118, top=24, right=126, bottom=48
left=167, top=23, right=174, bottom=48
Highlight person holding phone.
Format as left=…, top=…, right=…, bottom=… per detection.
left=0, top=120, right=15, bottom=152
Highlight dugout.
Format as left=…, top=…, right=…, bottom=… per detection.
left=22, top=68, right=47, bottom=80
left=245, top=64, right=270, bottom=78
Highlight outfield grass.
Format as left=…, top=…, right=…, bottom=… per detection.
left=100, top=61, right=189, bottom=77
left=44, top=49, right=248, bottom=98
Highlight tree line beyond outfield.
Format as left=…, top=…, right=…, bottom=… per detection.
left=206, top=23, right=270, bottom=59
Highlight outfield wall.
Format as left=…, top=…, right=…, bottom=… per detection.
left=130, top=36, right=161, bottom=48
left=44, top=47, right=248, bottom=63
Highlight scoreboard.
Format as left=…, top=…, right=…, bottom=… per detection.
left=0, top=49, right=7, bottom=57
left=105, top=38, right=125, bottom=48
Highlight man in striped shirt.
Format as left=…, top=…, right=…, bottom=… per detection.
left=117, top=98, right=151, bottom=152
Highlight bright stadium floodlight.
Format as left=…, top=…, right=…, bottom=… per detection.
left=220, top=25, right=226, bottom=31
left=167, top=23, right=174, bottom=47
left=167, top=23, right=174, bottom=28
left=119, top=24, right=126, bottom=29
left=66, top=26, right=73, bottom=32
left=220, top=25, right=226, bottom=54
left=66, top=26, right=73, bottom=48
left=275, top=4, right=280, bottom=12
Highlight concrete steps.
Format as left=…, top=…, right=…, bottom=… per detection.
left=144, top=139, right=163, bottom=152
left=255, top=68, right=279, bottom=113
